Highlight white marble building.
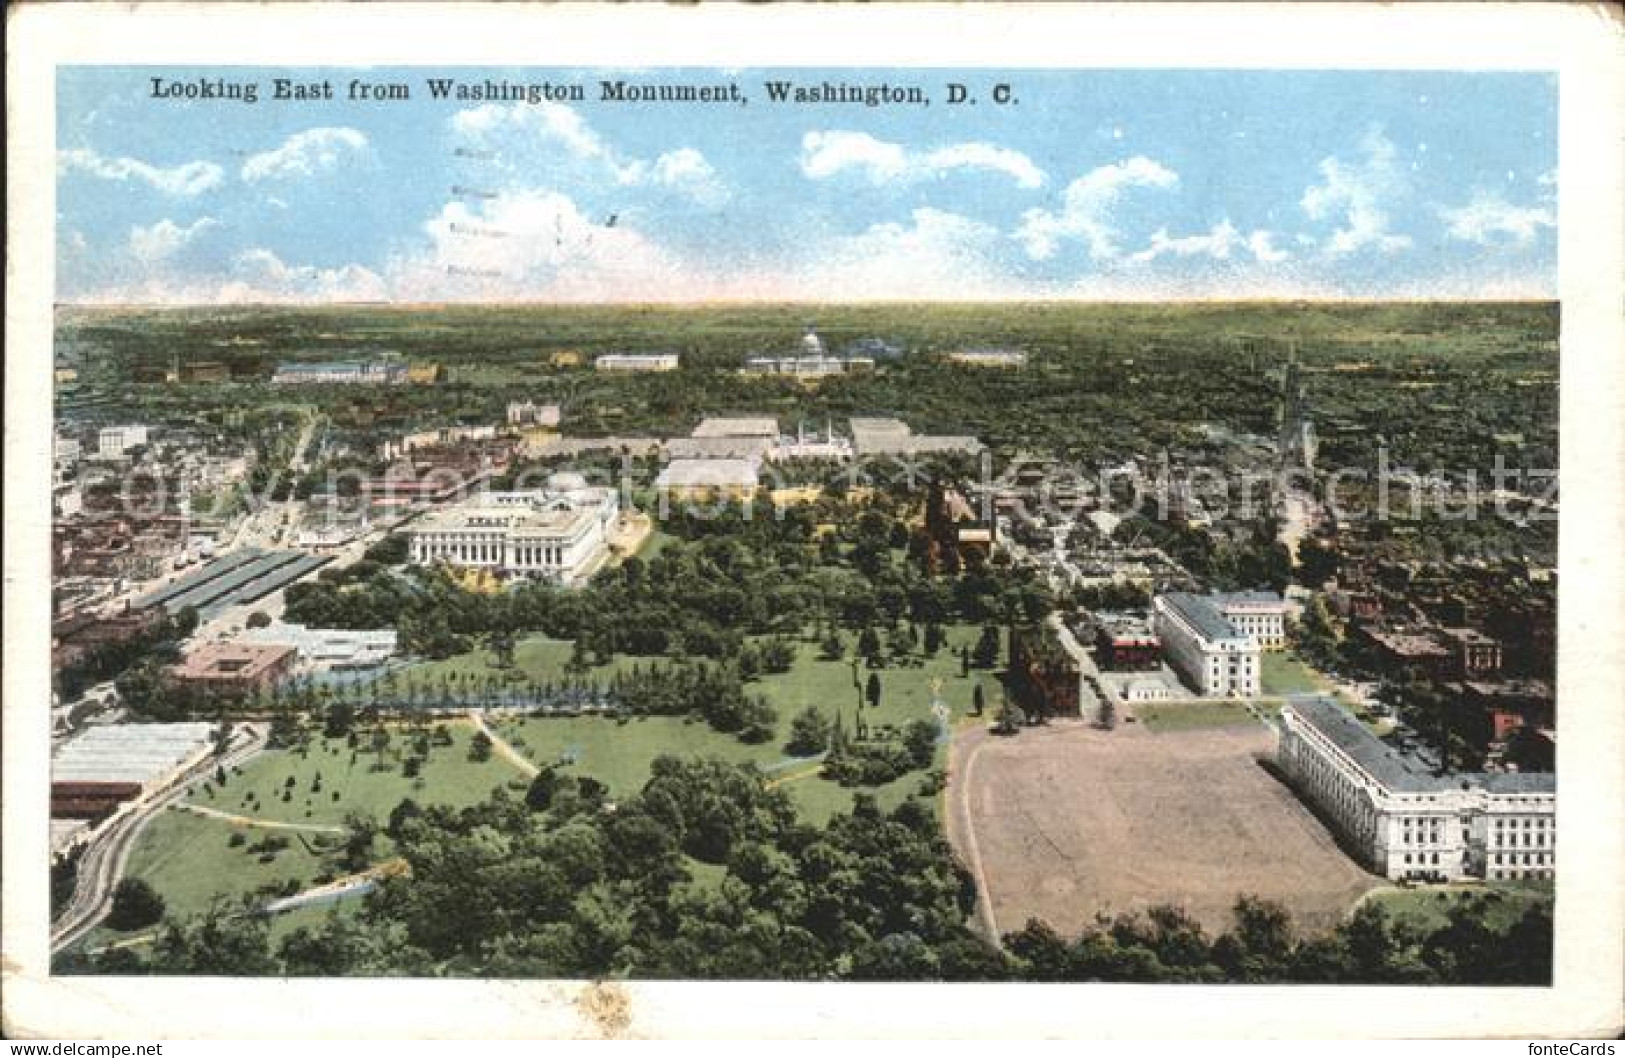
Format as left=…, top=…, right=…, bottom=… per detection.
left=407, top=478, right=617, bottom=585
left=1153, top=592, right=1262, bottom=697
left=1278, top=697, right=1555, bottom=882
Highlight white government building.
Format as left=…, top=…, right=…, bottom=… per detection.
left=1278, top=697, right=1555, bottom=882
left=407, top=474, right=618, bottom=585
left=1153, top=591, right=1288, bottom=698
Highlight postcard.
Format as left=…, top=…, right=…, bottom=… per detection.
left=5, top=1, right=1623, bottom=1041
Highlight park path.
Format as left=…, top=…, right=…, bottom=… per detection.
left=466, top=709, right=540, bottom=778
left=179, top=802, right=346, bottom=834
left=943, top=724, right=1002, bottom=943
left=261, top=857, right=410, bottom=914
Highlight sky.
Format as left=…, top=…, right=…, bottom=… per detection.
left=56, top=67, right=1558, bottom=303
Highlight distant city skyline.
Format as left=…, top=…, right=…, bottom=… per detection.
left=57, top=67, right=1557, bottom=303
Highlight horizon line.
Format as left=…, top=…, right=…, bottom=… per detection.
left=54, top=295, right=1561, bottom=310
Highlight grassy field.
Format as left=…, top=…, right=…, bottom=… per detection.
left=109, top=624, right=992, bottom=943
left=1260, top=652, right=1327, bottom=695
left=1134, top=700, right=1281, bottom=733
left=1363, top=881, right=1554, bottom=934
left=195, top=722, right=519, bottom=827
left=482, top=624, right=997, bottom=824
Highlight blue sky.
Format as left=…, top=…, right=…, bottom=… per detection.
left=56, top=67, right=1558, bottom=302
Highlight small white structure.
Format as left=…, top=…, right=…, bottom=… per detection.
left=97, top=425, right=150, bottom=458
left=596, top=353, right=679, bottom=372
left=1279, top=697, right=1555, bottom=882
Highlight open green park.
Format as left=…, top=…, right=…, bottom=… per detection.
left=1362, top=880, right=1554, bottom=935
left=104, top=623, right=1000, bottom=944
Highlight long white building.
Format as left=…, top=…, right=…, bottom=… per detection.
left=1278, top=697, right=1555, bottom=882
left=407, top=477, right=617, bottom=585
left=1153, top=592, right=1262, bottom=697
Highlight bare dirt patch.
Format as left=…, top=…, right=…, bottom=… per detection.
left=946, top=719, right=1379, bottom=939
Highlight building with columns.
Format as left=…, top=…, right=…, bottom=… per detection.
left=1153, top=592, right=1262, bottom=697
left=407, top=477, right=617, bottom=586
left=1211, top=590, right=1290, bottom=649
left=1277, top=696, right=1555, bottom=882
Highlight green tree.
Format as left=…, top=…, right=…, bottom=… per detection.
left=865, top=672, right=883, bottom=710
left=902, top=718, right=938, bottom=769
left=785, top=706, right=832, bottom=757
left=972, top=625, right=1001, bottom=669
left=107, top=878, right=165, bottom=931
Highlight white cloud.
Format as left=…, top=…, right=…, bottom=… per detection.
left=58, top=147, right=222, bottom=196
left=225, top=248, right=388, bottom=302
left=1015, top=156, right=1178, bottom=260
left=799, top=130, right=1046, bottom=189
left=388, top=189, right=691, bottom=302
left=650, top=148, right=726, bottom=206
left=1300, top=128, right=1412, bottom=255
left=1438, top=191, right=1554, bottom=246
left=1130, top=220, right=1245, bottom=263
left=799, top=207, right=1017, bottom=299
left=128, top=217, right=218, bottom=262
left=1247, top=231, right=1290, bottom=264
left=451, top=103, right=728, bottom=205
left=241, top=127, right=369, bottom=183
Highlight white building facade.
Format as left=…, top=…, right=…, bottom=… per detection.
left=1212, top=591, right=1290, bottom=649
left=1153, top=592, right=1262, bottom=697
left=98, top=425, right=150, bottom=458
left=596, top=353, right=679, bottom=372
left=1277, top=697, right=1555, bottom=882
left=407, top=480, right=617, bottom=585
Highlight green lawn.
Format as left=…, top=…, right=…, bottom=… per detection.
left=1260, top=651, right=1327, bottom=695
left=1134, top=700, right=1280, bottom=733
left=1363, top=881, right=1554, bottom=934
left=487, top=625, right=993, bottom=822
left=194, top=723, right=519, bottom=827
left=107, top=625, right=988, bottom=947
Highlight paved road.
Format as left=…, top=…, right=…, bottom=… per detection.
left=50, top=724, right=268, bottom=955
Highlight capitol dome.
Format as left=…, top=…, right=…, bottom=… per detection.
left=547, top=471, right=589, bottom=492
left=801, top=328, right=824, bottom=356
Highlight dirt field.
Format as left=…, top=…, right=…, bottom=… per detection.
left=945, top=719, right=1380, bottom=940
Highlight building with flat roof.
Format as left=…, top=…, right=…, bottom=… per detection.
left=1211, top=590, right=1290, bottom=649
left=1153, top=592, right=1262, bottom=698
left=169, top=643, right=296, bottom=696
left=691, top=416, right=779, bottom=439
left=97, top=425, right=150, bottom=458
left=947, top=347, right=1027, bottom=367
left=407, top=483, right=617, bottom=585
left=1278, top=696, right=1554, bottom=882
left=596, top=353, right=679, bottom=372
left=240, top=622, right=399, bottom=671
left=272, top=359, right=408, bottom=385
left=654, top=458, right=761, bottom=499
left=51, top=721, right=216, bottom=823
left=507, top=401, right=562, bottom=428
left=848, top=416, right=985, bottom=459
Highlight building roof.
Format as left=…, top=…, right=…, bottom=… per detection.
left=666, top=436, right=774, bottom=461
left=1289, top=696, right=1555, bottom=796
left=412, top=500, right=598, bottom=537
left=171, top=642, right=295, bottom=681
left=691, top=416, right=780, bottom=438
left=655, top=458, right=761, bottom=489
left=1160, top=592, right=1244, bottom=643
left=1213, top=590, right=1287, bottom=608
left=52, top=722, right=216, bottom=785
